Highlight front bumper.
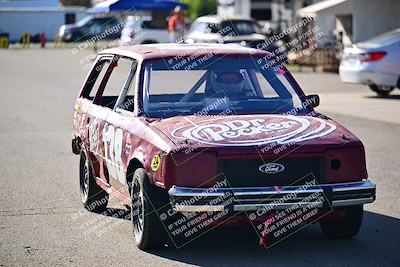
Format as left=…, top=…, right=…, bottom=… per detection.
left=168, top=181, right=376, bottom=213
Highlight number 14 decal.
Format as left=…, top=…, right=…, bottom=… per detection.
left=103, top=124, right=126, bottom=185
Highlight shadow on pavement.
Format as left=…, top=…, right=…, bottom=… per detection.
left=149, top=211, right=399, bottom=267
left=93, top=207, right=131, bottom=220
left=365, top=95, right=400, bottom=100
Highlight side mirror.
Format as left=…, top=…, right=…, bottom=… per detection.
left=305, top=94, right=320, bottom=108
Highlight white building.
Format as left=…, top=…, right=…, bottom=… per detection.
left=296, top=0, right=400, bottom=45
left=0, top=0, right=88, bottom=41
left=217, top=0, right=293, bottom=30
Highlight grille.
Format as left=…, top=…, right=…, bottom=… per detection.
left=217, top=158, right=325, bottom=187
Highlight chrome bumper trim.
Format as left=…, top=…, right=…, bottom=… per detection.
left=168, top=181, right=376, bottom=212
left=233, top=201, right=324, bottom=211
left=175, top=205, right=225, bottom=212
left=332, top=197, right=374, bottom=207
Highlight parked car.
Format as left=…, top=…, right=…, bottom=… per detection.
left=59, top=15, right=122, bottom=42
left=119, top=16, right=169, bottom=45
left=339, top=28, right=400, bottom=96
left=185, top=16, right=268, bottom=49
left=72, top=43, right=375, bottom=250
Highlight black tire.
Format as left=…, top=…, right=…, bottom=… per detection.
left=320, top=205, right=363, bottom=238
left=369, top=84, right=394, bottom=96
left=141, top=40, right=158, bottom=44
left=79, top=149, right=108, bottom=212
left=131, top=168, right=169, bottom=250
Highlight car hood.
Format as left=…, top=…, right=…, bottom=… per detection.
left=149, top=114, right=361, bottom=153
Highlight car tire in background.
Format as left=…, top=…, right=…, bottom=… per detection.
left=319, top=205, right=363, bottom=238
left=79, top=149, right=109, bottom=212
left=369, top=84, right=395, bottom=96
left=131, top=168, right=169, bottom=250
left=141, top=40, right=158, bottom=44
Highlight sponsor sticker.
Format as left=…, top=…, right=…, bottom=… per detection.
left=151, top=155, right=161, bottom=172
left=171, top=115, right=336, bottom=146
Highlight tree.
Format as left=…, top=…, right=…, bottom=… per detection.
left=182, top=0, right=217, bottom=21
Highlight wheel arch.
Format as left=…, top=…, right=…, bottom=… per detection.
left=126, top=158, right=144, bottom=193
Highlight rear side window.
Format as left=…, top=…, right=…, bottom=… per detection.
left=81, top=56, right=137, bottom=110
left=221, top=20, right=257, bottom=36
left=89, top=60, right=111, bottom=98
left=102, top=58, right=132, bottom=97
left=97, top=57, right=136, bottom=110
left=206, top=23, right=222, bottom=33
left=82, top=57, right=112, bottom=100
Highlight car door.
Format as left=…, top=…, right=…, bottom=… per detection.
left=76, top=55, right=115, bottom=188
left=93, top=55, right=139, bottom=197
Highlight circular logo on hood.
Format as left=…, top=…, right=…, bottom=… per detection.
left=170, top=115, right=336, bottom=146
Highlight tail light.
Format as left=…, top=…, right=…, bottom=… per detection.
left=359, top=51, right=387, bottom=62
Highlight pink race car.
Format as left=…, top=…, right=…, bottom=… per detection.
left=72, top=44, right=376, bottom=250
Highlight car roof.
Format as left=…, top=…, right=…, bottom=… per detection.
left=100, top=43, right=271, bottom=61
left=194, top=15, right=255, bottom=24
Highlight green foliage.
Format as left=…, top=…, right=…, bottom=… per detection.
left=60, top=0, right=92, bottom=8
left=181, top=0, right=217, bottom=20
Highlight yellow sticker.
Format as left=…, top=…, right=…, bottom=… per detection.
left=150, top=155, right=161, bottom=172
left=76, top=103, right=81, bottom=113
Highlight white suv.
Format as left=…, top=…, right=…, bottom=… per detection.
left=120, top=16, right=169, bottom=45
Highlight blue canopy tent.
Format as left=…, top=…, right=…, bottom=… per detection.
left=93, top=0, right=188, bottom=13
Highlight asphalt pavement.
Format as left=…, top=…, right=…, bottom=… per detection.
left=0, top=49, right=399, bottom=266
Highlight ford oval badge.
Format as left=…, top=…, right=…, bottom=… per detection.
left=259, top=163, right=285, bottom=174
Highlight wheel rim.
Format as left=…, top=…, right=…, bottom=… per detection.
left=79, top=154, right=89, bottom=203
left=132, top=180, right=144, bottom=242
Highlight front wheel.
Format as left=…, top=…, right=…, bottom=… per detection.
left=369, top=84, right=394, bottom=96
left=131, top=168, right=169, bottom=250
left=319, top=205, right=363, bottom=238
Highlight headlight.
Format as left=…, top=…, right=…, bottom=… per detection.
left=167, top=152, right=218, bottom=187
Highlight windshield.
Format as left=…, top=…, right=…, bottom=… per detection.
left=142, top=57, right=304, bottom=118
left=76, top=16, right=93, bottom=27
